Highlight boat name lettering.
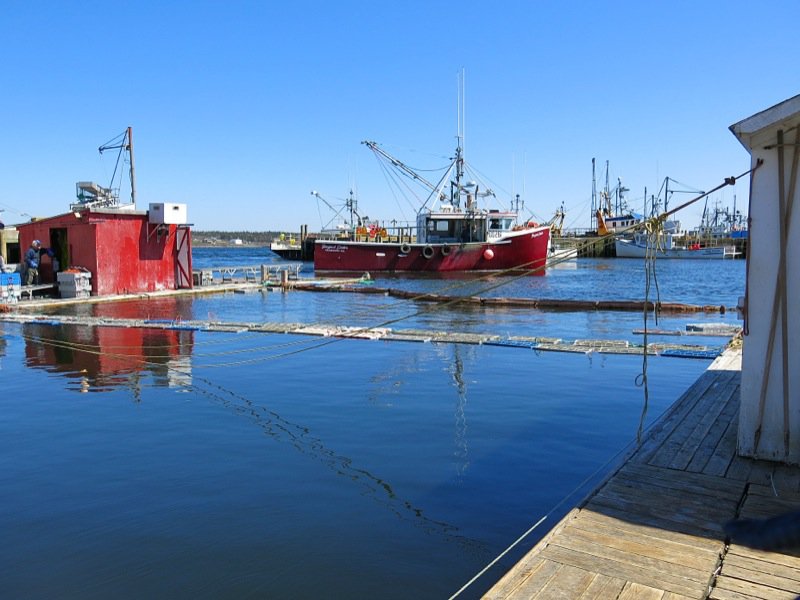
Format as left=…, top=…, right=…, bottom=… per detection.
left=321, top=244, right=348, bottom=253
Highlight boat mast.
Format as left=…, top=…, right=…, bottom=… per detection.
left=454, top=69, right=466, bottom=210
left=347, top=189, right=359, bottom=226
left=127, top=126, right=136, bottom=207
left=589, top=158, right=597, bottom=231
left=97, top=126, right=136, bottom=208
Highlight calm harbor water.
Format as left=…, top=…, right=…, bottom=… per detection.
left=0, top=248, right=745, bottom=598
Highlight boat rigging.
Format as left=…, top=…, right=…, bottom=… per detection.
left=71, top=127, right=136, bottom=212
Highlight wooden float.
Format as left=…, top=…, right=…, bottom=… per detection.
left=0, top=313, right=727, bottom=358
left=291, top=281, right=732, bottom=313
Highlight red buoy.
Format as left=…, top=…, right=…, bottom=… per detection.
left=483, top=248, right=494, bottom=260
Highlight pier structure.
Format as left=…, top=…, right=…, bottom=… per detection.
left=483, top=347, right=800, bottom=599
left=192, top=263, right=303, bottom=286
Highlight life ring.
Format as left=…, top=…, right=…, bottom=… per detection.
left=422, top=245, right=434, bottom=259
left=441, top=244, right=451, bottom=256
left=400, top=243, right=411, bottom=254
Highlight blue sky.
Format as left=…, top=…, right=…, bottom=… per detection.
left=1, top=1, right=798, bottom=232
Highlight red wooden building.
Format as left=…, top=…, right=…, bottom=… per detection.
left=17, top=205, right=192, bottom=296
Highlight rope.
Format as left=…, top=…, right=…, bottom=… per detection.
left=448, top=515, right=548, bottom=600
left=624, top=165, right=763, bottom=446
left=634, top=215, right=665, bottom=444
left=20, top=327, right=333, bottom=369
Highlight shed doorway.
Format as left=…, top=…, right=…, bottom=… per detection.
left=49, top=228, right=69, bottom=277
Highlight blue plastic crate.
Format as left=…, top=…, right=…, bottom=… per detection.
left=1, top=272, right=21, bottom=286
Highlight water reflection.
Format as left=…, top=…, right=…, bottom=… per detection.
left=53, top=295, right=198, bottom=322
left=450, top=346, right=470, bottom=480
left=0, top=324, right=7, bottom=371
left=23, top=323, right=194, bottom=393
left=19, top=321, right=482, bottom=550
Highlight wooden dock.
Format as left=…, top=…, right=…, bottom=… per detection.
left=483, top=348, right=800, bottom=600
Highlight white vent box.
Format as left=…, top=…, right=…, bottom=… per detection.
left=149, top=203, right=188, bottom=225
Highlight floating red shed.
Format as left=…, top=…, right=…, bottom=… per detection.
left=17, top=203, right=192, bottom=296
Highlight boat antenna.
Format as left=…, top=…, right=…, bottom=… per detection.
left=453, top=69, right=466, bottom=209
left=347, top=189, right=360, bottom=226
left=591, top=158, right=597, bottom=230
left=457, top=69, right=465, bottom=161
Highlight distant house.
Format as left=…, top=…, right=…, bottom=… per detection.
left=230, top=238, right=243, bottom=245
left=17, top=204, right=192, bottom=296
left=0, top=226, right=20, bottom=265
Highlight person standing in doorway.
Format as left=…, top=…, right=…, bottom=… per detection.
left=24, top=240, right=41, bottom=285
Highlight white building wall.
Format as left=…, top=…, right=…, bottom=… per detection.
left=731, top=96, right=800, bottom=463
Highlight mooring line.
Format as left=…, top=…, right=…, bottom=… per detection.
left=448, top=422, right=652, bottom=600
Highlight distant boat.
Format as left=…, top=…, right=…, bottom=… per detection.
left=615, top=231, right=739, bottom=259
left=546, top=206, right=578, bottom=261
left=691, top=197, right=748, bottom=240
left=313, top=155, right=551, bottom=273
left=270, top=234, right=303, bottom=260
left=549, top=244, right=578, bottom=261
left=591, top=159, right=643, bottom=236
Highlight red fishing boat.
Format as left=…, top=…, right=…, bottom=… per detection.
left=314, top=133, right=550, bottom=275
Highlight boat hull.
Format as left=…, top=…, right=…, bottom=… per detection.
left=314, top=227, right=551, bottom=274
left=615, top=239, right=738, bottom=259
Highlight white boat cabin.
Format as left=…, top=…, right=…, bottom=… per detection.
left=417, top=207, right=519, bottom=244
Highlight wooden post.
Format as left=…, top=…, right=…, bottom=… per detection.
left=730, top=95, right=800, bottom=463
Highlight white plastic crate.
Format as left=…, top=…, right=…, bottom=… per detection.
left=1, top=284, right=21, bottom=303
left=60, top=288, right=91, bottom=299
left=58, top=270, right=92, bottom=298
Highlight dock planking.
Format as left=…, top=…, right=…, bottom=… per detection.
left=482, top=348, right=800, bottom=600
